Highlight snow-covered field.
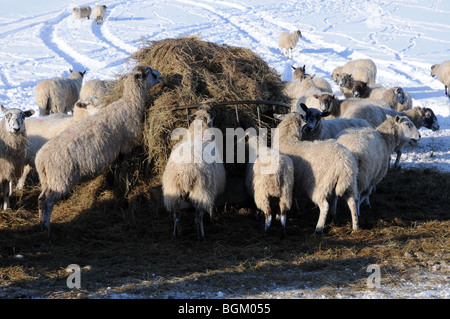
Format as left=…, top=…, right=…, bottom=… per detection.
left=0, top=0, right=449, bottom=172
left=0, top=0, right=448, bottom=299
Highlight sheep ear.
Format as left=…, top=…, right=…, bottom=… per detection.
left=23, top=110, right=35, bottom=117
left=313, top=94, right=319, bottom=99
left=69, top=69, right=73, bottom=73
left=81, top=71, right=86, bottom=76
left=394, top=115, right=401, bottom=123
left=300, top=103, right=308, bottom=112
left=292, top=65, right=296, bottom=70
left=76, top=101, right=87, bottom=108
left=273, top=113, right=285, bottom=121
left=333, top=94, right=339, bottom=99
left=1, top=105, right=7, bottom=114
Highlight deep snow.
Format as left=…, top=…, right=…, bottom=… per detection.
left=0, top=0, right=448, bottom=298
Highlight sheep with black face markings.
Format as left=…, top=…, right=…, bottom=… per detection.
left=352, top=81, right=412, bottom=111
left=35, top=65, right=162, bottom=231
left=0, top=105, right=34, bottom=210
left=272, top=112, right=359, bottom=233
left=298, top=103, right=373, bottom=141
left=162, top=105, right=226, bottom=241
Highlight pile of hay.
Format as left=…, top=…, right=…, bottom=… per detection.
left=104, top=36, right=290, bottom=191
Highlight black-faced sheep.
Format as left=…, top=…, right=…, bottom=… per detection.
left=35, top=65, right=162, bottom=231
left=336, top=115, right=421, bottom=214
left=298, top=103, right=373, bottom=141
left=0, top=106, right=34, bottom=210
left=278, top=30, right=302, bottom=59
left=244, top=133, right=294, bottom=237
left=35, top=69, right=86, bottom=116
left=431, top=60, right=450, bottom=97
left=272, top=113, right=359, bottom=233
left=162, top=105, right=226, bottom=240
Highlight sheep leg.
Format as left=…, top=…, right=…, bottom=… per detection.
left=393, top=150, right=402, bottom=167
left=314, top=199, right=329, bottom=233
left=2, top=181, right=10, bottom=210
left=279, top=201, right=288, bottom=238
left=16, top=164, right=32, bottom=190
left=195, top=207, right=205, bottom=241
left=173, top=210, right=180, bottom=238
left=346, top=195, right=359, bottom=231
left=38, top=191, right=56, bottom=232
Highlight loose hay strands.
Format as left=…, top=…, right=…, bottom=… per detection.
left=125, top=36, right=291, bottom=185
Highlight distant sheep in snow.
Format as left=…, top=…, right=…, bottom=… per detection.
left=0, top=106, right=34, bottom=210
left=72, top=6, right=92, bottom=19
left=92, top=5, right=107, bottom=25
left=36, top=65, right=162, bottom=231
left=278, top=30, right=302, bottom=59
left=431, top=60, right=450, bottom=98
left=35, top=69, right=86, bottom=116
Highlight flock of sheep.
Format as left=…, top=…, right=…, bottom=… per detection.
left=0, top=26, right=447, bottom=241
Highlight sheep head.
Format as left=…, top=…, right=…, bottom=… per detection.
left=1, top=105, right=34, bottom=134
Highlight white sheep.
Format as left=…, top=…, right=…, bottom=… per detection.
left=72, top=6, right=92, bottom=19
left=278, top=30, right=302, bottom=59
left=35, top=69, right=86, bottom=116
left=162, top=105, right=226, bottom=240
left=342, top=104, right=440, bottom=166
left=431, top=60, right=450, bottom=97
left=335, top=115, right=421, bottom=213
left=0, top=105, right=34, bottom=210
left=298, top=103, right=373, bottom=141
left=35, top=65, right=162, bottom=231
left=284, top=76, right=332, bottom=112
left=331, top=59, right=377, bottom=85
left=79, top=78, right=117, bottom=105
left=16, top=96, right=103, bottom=190
left=352, top=81, right=412, bottom=111
left=244, top=133, right=294, bottom=237
left=92, top=5, right=107, bottom=24
left=272, top=113, right=359, bottom=233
